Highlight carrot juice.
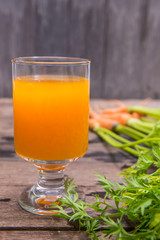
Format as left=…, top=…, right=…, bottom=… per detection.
left=13, top=75, right=89, bottom=161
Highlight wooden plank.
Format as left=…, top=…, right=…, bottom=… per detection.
left=0, top=231, right=88, bottom=240
left=0, top=0, right=37, bottom=97
left=102, top=0, right=147, bottom=99
left=35, top=0, right=69, bottom=55
left=138, top=0, right=160, bottom=98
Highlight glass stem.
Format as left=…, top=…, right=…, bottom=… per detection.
left=31, top=169, right=66, bottom=201
left=38, top=170, right=65, bottom=189
left=38, top=170, right=64, bottom=189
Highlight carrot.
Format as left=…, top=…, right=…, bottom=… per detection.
left=132, top=112, right=140, bottom=119
left=90, top=99, right=153, bottom=135
left=95, top=118, right=118, bottom=130
left=90, top=108, right=120, bottom=127
left=100, top=100, right=127, bottom=114
left=100, top=112, right=132, bottom=125
left=139, top=97, right=151, bottom=106
left=101, top=106, right=127, bottom=114
left=89, top=119, right=98, bottom=129
left=89, top=108, right=99, bottom=118
left=89, top=118, right=118, bottom=130
left=90, top=108, right=138, bottom=126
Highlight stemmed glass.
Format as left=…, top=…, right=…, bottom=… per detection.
left=12, top=57, right=90, bottom=215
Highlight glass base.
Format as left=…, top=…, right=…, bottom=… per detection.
left=17, top=158, right=84, bottom=215
left=18, top=185, right=85, bottom=215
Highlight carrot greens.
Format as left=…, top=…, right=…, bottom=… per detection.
left=128, top=105, right=160, bottom=119
left=52, top=139, right=160, bottom=239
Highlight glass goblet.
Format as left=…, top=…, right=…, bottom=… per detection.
left=12, top=57, right=90, bottom=215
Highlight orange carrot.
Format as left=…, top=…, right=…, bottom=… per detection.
left=139, top=97, right=151, bottom=106
left=96, top=118, right=118, bottom=130
left=131, top=112, right=140, bottom=119
left=99, top=100, right=127, bottom=114
left=89, top=118, right=118, bottom=130
left=101, top=106, right=127, bottom=114
left=89, top=108, right=135, bottom=126
left=89, top=100, right=141, bottom=131
left=100, top=112, right=132, bottom=125
left=89, top=108, right=99, bottom=118
left=89, top=118, right=98, bottom=129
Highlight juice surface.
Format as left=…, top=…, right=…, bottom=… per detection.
left=13, top=75, right=89, bottom=161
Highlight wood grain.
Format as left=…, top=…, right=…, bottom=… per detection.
left=0, top=99, right=159, bottom=239
left=0, top=231, right=88, bottom=240
left=0, top=0, right=160, bottom=99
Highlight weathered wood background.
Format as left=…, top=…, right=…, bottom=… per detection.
left=0, top=0, right=160, bottom=99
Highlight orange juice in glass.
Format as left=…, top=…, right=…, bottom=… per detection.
left=12, top=57, right=90, bottom=215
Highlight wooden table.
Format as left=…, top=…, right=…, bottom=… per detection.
left=0, top=99, right=159, bottom=240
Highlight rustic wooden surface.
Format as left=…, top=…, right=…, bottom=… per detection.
left=0, top=99, right=159, bottom=239
left=1, top=0, right=160, bottom=99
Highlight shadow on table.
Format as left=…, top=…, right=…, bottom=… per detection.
left=0, top=136, right=15, bottom=158
left=84, top=150, right=136, bottom=163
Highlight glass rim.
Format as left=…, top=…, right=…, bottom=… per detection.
left=12, top=56, right=91, bottom=65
